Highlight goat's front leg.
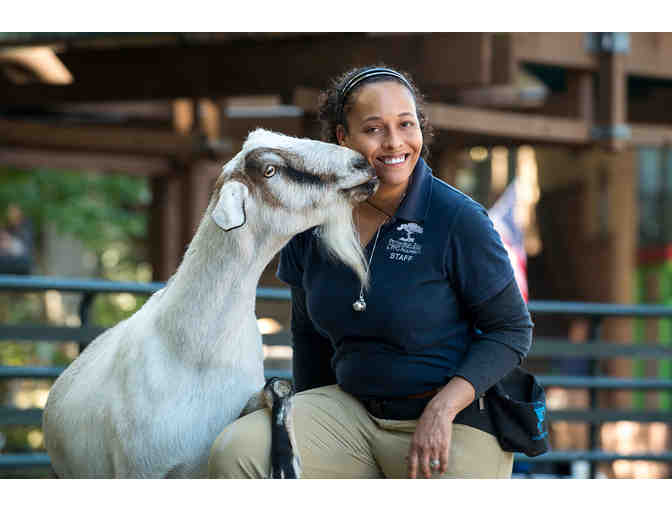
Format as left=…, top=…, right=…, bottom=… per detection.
left=262, top=378, right=302, bottom=479
left=236, top=378, right=301, bottom=478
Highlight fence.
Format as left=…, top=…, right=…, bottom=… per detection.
left=1, top=274, right=672, bottom=477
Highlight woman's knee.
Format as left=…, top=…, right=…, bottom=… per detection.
left=445, top=424, right=513, bottom=478
left=208, top=409, right=272, bottom=478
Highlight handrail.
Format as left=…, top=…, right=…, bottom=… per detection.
left=0, top=275, right=292, bottom=301
left=2, top=274, right=672, bottom=478
left=3, top=275, right=672, bottom=314
left=0, top=274, right=164, bottom=294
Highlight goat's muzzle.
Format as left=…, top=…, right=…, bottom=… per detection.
left=342, top=176, right=379, bottom=202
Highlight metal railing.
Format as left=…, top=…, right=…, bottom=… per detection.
left=1, top=275, right=672, bottom=477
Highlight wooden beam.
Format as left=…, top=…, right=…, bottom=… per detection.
left=630, top=124, right=672, bottom=147
left=456, top=84, right=547, bottom=109
left=0, top=119, right=196, bottom=157
left=0, top=34, right=494, bottom=105
left=626, top=33, right=672, bottom=80
left=511, top=33, right=595, bottom=70
left=58, top=100, right=174, bottom=118
left=508, top=32, right=672, bottom=81
left=295, top=85, right=672, bottom=148
left=296, top=86, right=588, bottom=145
left=0, top=147, right=172, bottom=175
left=426, top=103, right=590, bottom=145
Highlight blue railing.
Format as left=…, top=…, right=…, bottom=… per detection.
left=1, top=275, right=672, bottom=477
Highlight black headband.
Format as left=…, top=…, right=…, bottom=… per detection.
left=337, top=67, right=413, bottom=123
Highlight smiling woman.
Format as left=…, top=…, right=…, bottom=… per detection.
left=209, top=65, right=534, bottom=480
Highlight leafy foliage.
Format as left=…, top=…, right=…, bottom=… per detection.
left=0, top=167, right=150, bottom=251
left=0, top=166, right=153, bottom=461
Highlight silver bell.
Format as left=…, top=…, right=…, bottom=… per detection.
left=352, top=298, right=367, bottom=312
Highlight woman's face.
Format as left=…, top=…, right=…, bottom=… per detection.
left=337, top=81, right=423, bottom=191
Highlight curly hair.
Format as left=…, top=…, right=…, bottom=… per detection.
left=318, top=64, right=434, bottom=159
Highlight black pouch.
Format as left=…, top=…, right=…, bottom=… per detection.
left=485, top=367, right=551, bottom=457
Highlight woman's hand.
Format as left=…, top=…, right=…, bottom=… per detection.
left=407, top=377, right=475, bottom=478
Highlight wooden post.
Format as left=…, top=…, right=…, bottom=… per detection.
left=592, top=33, right=630, bottom=151
left=181, top=161, right=216, bottom=242
left=568, top=71, right=594, bottom=124
left=149, top=174, right=184, bottom=281
left=601, top=148, right=638, bottom=408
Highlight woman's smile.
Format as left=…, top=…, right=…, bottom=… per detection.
left=378, top=154, right=409, bottom=166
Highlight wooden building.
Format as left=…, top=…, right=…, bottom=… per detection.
left=2, top=31, right=672, bottom=477
left=1, top=33, right=670, bottom=294
left=1, top=35, right=671, bottom=351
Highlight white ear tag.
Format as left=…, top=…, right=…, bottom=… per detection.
left=212, top=181, right=249, bottom=231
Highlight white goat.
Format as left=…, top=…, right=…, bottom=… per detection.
left=42, top=129, right=377, bottom=478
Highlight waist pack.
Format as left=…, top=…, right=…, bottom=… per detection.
left=485, top=367, right=551, bottom=457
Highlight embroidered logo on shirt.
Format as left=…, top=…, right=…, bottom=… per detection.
left=386, top=223, right=423, bottom=261
left=396, top=223, right=423, bottom=242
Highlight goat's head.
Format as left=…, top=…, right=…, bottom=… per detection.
left=211, top=129, right=378, bottom=285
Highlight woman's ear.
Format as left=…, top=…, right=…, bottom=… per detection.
left=336, top=125, right=346, bottom=146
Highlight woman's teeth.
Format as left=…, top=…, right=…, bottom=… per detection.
left=381, top=155, right=405, bottom=165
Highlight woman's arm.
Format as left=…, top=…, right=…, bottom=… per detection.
left=289, top=286, right=337, bottom=393
left=453, top=279, right=534, bottom=397
left=408, top=279, right=533, bottom=478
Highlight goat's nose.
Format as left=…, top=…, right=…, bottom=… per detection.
left=351, top=156, right=370, bottom=171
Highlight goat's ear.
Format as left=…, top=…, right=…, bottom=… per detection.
left=212, top=180, right=249, bottom=231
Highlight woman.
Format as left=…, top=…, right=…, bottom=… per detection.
left=209, top=65, right=533, bottom=478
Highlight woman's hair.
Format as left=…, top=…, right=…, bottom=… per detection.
left=318, top=64, right=434, bottom=158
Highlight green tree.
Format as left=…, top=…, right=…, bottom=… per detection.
left=1, top=166, right=152, bottom=464
left=0, top=167, right=150, bottom=253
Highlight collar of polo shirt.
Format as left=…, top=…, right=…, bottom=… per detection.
left=394, top=157, right=433, bottom=224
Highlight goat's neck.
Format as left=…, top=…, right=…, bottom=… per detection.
left=154, top=216, right=287, bottom=363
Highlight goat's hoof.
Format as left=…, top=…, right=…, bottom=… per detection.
left=264, top=377, right=294, bottom=400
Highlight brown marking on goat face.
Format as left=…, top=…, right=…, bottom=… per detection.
left=213, top=146, right=343, bottom=211
left=239, top=147, right=326, bottom=210
left=245, top=148, right=339, bottom=186
left=211, top=155, right=283, bottom=210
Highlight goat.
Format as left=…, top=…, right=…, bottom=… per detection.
left=42, top=129, right=378, bottom=478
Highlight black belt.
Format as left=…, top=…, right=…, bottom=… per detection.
left=357, top=393, right=496, bottom=436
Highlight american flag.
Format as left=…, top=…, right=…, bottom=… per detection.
left=489, top=179, right=529, bottom=302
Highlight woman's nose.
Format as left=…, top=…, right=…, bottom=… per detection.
left=383, top=129, right=403, bottom=149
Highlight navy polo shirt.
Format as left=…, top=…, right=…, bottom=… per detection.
left=277, top=158, right=515, bottom=399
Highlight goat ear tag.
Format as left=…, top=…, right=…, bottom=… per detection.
left=212, top=181, right=248, bottom=231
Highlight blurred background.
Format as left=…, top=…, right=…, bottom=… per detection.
left=0, top=32, right=671, bottom=479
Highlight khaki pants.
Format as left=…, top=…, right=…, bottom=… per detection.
left=209, top=384, right=513, bottom=479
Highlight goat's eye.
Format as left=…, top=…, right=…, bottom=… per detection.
left=264, top=165, right=277, bottom=178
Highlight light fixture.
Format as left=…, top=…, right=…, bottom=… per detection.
left=0, top=46, right=73, bottom=85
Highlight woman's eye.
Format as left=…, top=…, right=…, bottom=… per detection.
left=401, top=121, right=414, bottom=128
left=264, top=165, right=277, bottom=178
left=365, top=127, right=380, bottom=134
